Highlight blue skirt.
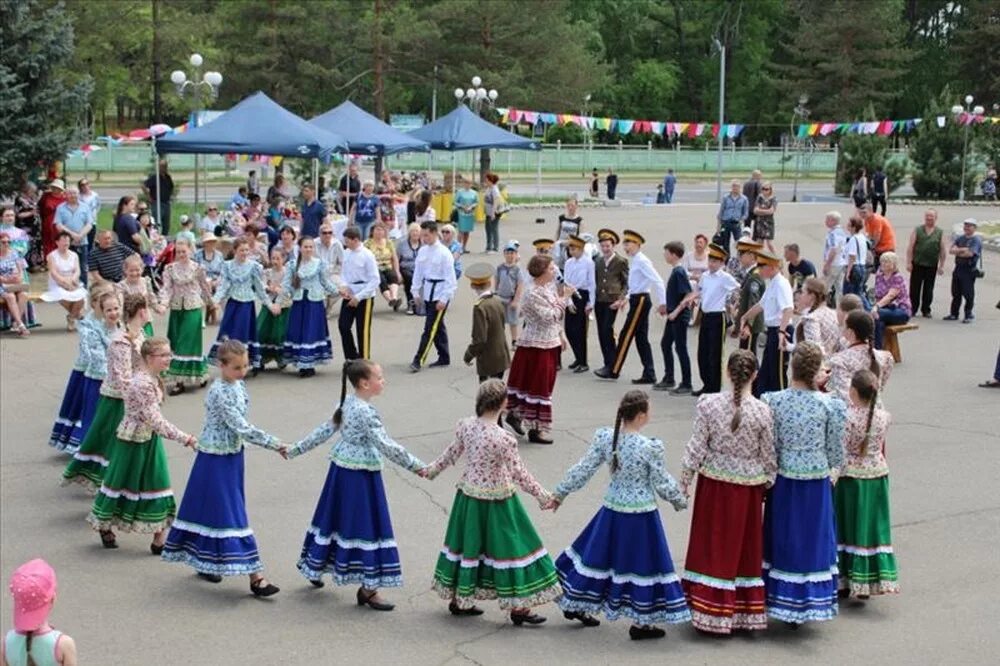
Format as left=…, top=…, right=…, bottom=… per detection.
left=282, top=298, right=332, bottom=369
left=162, top=449, right=262, bottom=576
left=556, top=507, right=691, bottom=625
left=210, top=300, right=261, bottom=367
left=49, top=371, right=102, bottom=453
left=763, top=475, right=838, bottom=624
left=297, top=463, right=402, bottom=589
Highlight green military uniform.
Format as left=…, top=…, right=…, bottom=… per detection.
left=463, top=263, right=511, bottom=380
left=738, top=266, right=765, bottom=357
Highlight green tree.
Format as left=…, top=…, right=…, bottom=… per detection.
left=950, top=0, right=1000, bottom=106
left=910, top=90, right=978, bottom=199
left=0, top=0, right=92, bottom=195
left=835, top=133, right=907, bottom=195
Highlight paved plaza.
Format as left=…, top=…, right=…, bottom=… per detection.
left=1, top=201, right=997, bottom=665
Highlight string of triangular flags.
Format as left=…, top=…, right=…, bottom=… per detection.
left=498, top=107, right=1000, bottom=140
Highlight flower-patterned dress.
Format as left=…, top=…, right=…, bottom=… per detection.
left=552, top=427, right=691, bottom=626
left=827, top=343, right=893, bottom=403
left=87, top=371, right=191, bottom=533
left=288, top=395, right=425, bottom=588
left=158, top=260, right=214, bottom=385
left=425, top=416, right=561, bottom=610
left=210, top=259, right=269, bottom=367
left=49, top=313, right=113, bottom=453
left=834, top=404, right=900, bottom=597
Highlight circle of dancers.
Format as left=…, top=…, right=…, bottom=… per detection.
left=28, top=222, right=903, bottom=658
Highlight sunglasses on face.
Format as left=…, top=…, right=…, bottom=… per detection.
left=321, top=231, right=333, bottom=235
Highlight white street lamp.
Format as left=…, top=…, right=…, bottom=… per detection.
left=471, top=75, right=482, bottom=88
left=953, top=94, right=982, bottom=202
left=453, top=87, right=464, bottom=101
left=170, top=70, right=186, bottom=85
left=172, top=53, right=224, bottom=219
left=455, top=75, right=501, bottom=184
left=189, top=53, right=203, bottom=67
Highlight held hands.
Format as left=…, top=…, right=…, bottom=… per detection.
left=269, top=303, right=281, bottom=316
left=183, top=436, right=198, bottom=450
left=541, top=496, right=561, bottom=512
left=739, top=322, right=751, bottom=340
left=657, top=304, right=667, bottom=317
left=276, top=443, right=290, bottom=460
left=348, top=297, right=359, bottom=307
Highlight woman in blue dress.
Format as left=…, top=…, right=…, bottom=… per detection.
left=453, top=177, right=478, bottom=254
left=760, top=341, right=846, bottom=627
left=551, top=390, right=691, bottom=640
left=162, top=340, right=286, bottom=597
left=209, top=237, right=277, bottom=371
left=281, top=236, right=339, bottom=378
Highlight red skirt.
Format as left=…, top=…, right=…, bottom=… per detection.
left=505, top=345, right=559, bottom=430
left=682, top=475, right=767, bottom=634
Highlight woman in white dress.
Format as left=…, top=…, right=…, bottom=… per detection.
left=41, top=231, right=88, bottom=329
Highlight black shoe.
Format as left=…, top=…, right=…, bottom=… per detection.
left=943, top=314, right=959, bottom=321
left=962, top=315, right=975, bottom=324
left=652, top=379, right=676, bottom=391
left=921, top=312, right=932, bottom=318
left=511, top=611, right=546, bottom=626
left=629, top=624, right=666, bottom=640
left=527, top=430, right=554, bottom=445
left=251, top=579, right=281, bottom=597
left=670, top=384, right=693, bottom=396
left=631, top=376, right=656, bottom=385
left=837, top=588, right=850, bottom=599
left=691, top=388, right=707, bottom=397
left=429, top=360, right=450, bottom=368
left=568, top=360, right=580, bottom=370
left=167, top=384, right=185, bottom=396
left=357, top=587, right=394, bottom=611
left=593, top=367, right=619, bottom=380
left=99, top=530, right=118, bottom=549
left=449, top=601, right=485, bottom=616
left=308, top=578, right=325, bottom=588
left=150, top=541, right=165, bottom=556
left=563, top=610, right=601, bottom=627
left=505, top=412, right=526, bottom=436
left=573, top=364, right=589, bottom=374
left=408, top=362, right=421, bottom=373
left=198, top=573, right=223, bottom=584
left=784, top=621, right=800, bottom=631
left=250, top=367, right=260, bottom=378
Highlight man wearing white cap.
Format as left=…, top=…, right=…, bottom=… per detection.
left=945, top=218, right=982, bottom=324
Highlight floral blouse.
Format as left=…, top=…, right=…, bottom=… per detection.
left=288, top=395, right=424, bottom=472
left=196, top=379, right=279, bottom=455
left=76, top=314, right=115, bottom=380
left=263, top=266, right=291, bottom=307
left=425, top=417, right=550, bottom=505
left=100, top=330, right=144, bottom=399
left=281, top=257, right=338, bottom=302
left=159, top=261, right=213, bottom=310
left=213, top=259, right=268, bottom=305
left=797, top=306, right=840, bottom=357
left=874, top=269, right=912, bottom=317
left=517, top=282, right=565, bottom=349
left=681, top=393, right=776, bottom=488
left=116, top=276, right=155, bottom=303
left=554, top=427, right=687, bottom=513
left=827, top=344, right=894, bottom=403
left=761, top=388, right=846, bottom=480
left=841, top=404, right=890, bottom=479
left=116, top=372, right=190, bottom=444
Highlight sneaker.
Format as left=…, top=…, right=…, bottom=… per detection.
left=943, top=314, right=959, bottom=321
left=408, top=362, right=421, bottom=373
left=962, top=315, right=974, bottom=324
left=670, top=385, right=693, bottom=396
left=921, top=312, right=932, bottom=318
left=652, top=379, right=675, bottom=391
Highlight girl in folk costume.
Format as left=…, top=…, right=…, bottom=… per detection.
left=792, top=277, right=840, bottom=357
left=116, top=254, right=162, bottom=336
left=256, top=247, right=292, bottom=370
left=287, top=360, right=425, bottom=611
left=552, top=390, right=690, bottom=640
left=835, top=369, right=900, bottom=599
left=760, top=342, right=846, bottom=627
left=86, top=337, right=196, bottom=550
left=61, top=294, right=149, bottom=491
left=827, top=310, right=893, bottom=402
left=680, top=350, right=776, bottom=635
left=49, top=286, right=118, bottom=453
left=281, top=236, right=339, bottom=377
left=423, top=379, right=561, bottom=626
left=162, top=341, right=286, bottom=598
left=209, top=237, right=274, bottom=371
left=4, top=559, right=78, bottom=666
left=158, top=239, right=216, bottom=396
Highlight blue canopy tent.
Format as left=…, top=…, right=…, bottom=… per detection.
left=309, top=100, right=430, bottom=156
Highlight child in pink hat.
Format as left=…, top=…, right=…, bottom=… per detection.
left=3, top=559, right=77, bottom=666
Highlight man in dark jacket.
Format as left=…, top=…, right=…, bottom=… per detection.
left=463, top=262, right=511, bottom=381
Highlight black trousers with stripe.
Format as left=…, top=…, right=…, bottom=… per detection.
left=413, top=300, right=449, bottom=366
left=610, top=293, right=654, bottom=379
left=338, top=297, right=374, bottom=360
left=565, top=289, right=590, bottom=366
left=753, top=325, right=790, bottom=397
left=594, top=300, right=619, bottom=370
left=697, top=311, right=726, bottom=393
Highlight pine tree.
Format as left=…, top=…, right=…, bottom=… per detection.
left=0, top=0, right=92, bottom=196
left=910, top=90, right=977, bottom=199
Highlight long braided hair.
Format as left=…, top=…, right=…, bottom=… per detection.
left=610, top=390, right=649, bottom=472
left=333, top=359, right=375, bottom=427
left=475, top=378, right=507, bottom=416
left=791, top=340, right=824, bottom=390
left=795, top=277, right=828, bottom=342
left=727, top=350, right=758, bottom=432
left=845, top=310, right=882, bottom=377
left=291, top=235, right=314, bottom=291
left=851, top=369, right=880, bottom=457
left=121, top=293, right=148, bottom=343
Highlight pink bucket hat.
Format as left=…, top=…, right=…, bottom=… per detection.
left=9, top=559, right=57, bottom=632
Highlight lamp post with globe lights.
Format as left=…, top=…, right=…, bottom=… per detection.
left=454, top=76, right=499, bottom=185
left=951, top=94, right=985, bottom=202
left=170, top=54, right=223, bottom=219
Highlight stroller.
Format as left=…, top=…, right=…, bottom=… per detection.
left=148, top=241, right=175, bottom=294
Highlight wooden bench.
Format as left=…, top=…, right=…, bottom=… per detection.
left=883, top=323, right=919, bottom=363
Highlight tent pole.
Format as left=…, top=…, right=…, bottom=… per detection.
left=452, top=152, right=456, bottom=194
left=536, top=150, right=541, bottom=202
left=313, top=158, right=319, bottom=197
left=153, top=135, right=162, bottom=237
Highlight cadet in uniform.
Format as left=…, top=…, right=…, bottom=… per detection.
left=593, top=228, right=629, bottom=374
left=694, top=243, right=740, bottom=396
left=735, top=238, right=765, bottom=357
left=740, top=249, right=794, bottom=396
left=409, top=221, right=458, bottom=372
left=462, top=262, right=511, bottom=382
left=563, top=234, right=596, bottom=373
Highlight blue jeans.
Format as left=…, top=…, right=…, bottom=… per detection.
left=843, top=265, right=871, bottom=309
left=355, top=219, right=375, bottom=241
left=484, top=216, right=500, bottom=252
left=874, top=306, right=909, bottom=349
left=72, top=244, right=89, bottom=286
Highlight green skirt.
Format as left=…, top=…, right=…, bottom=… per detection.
left=257, top=306, right=289, bottom=363
left=86, top=434, right=175, bottom=534
left=835, top=475, right=900, bottom=596
left=61, top=396, right=124, bottom=492
left=166, top=308, right=207, bottom=383
left=143, top=321, right=154, bottom=337
left=432, top=490, right=561, bottom=610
